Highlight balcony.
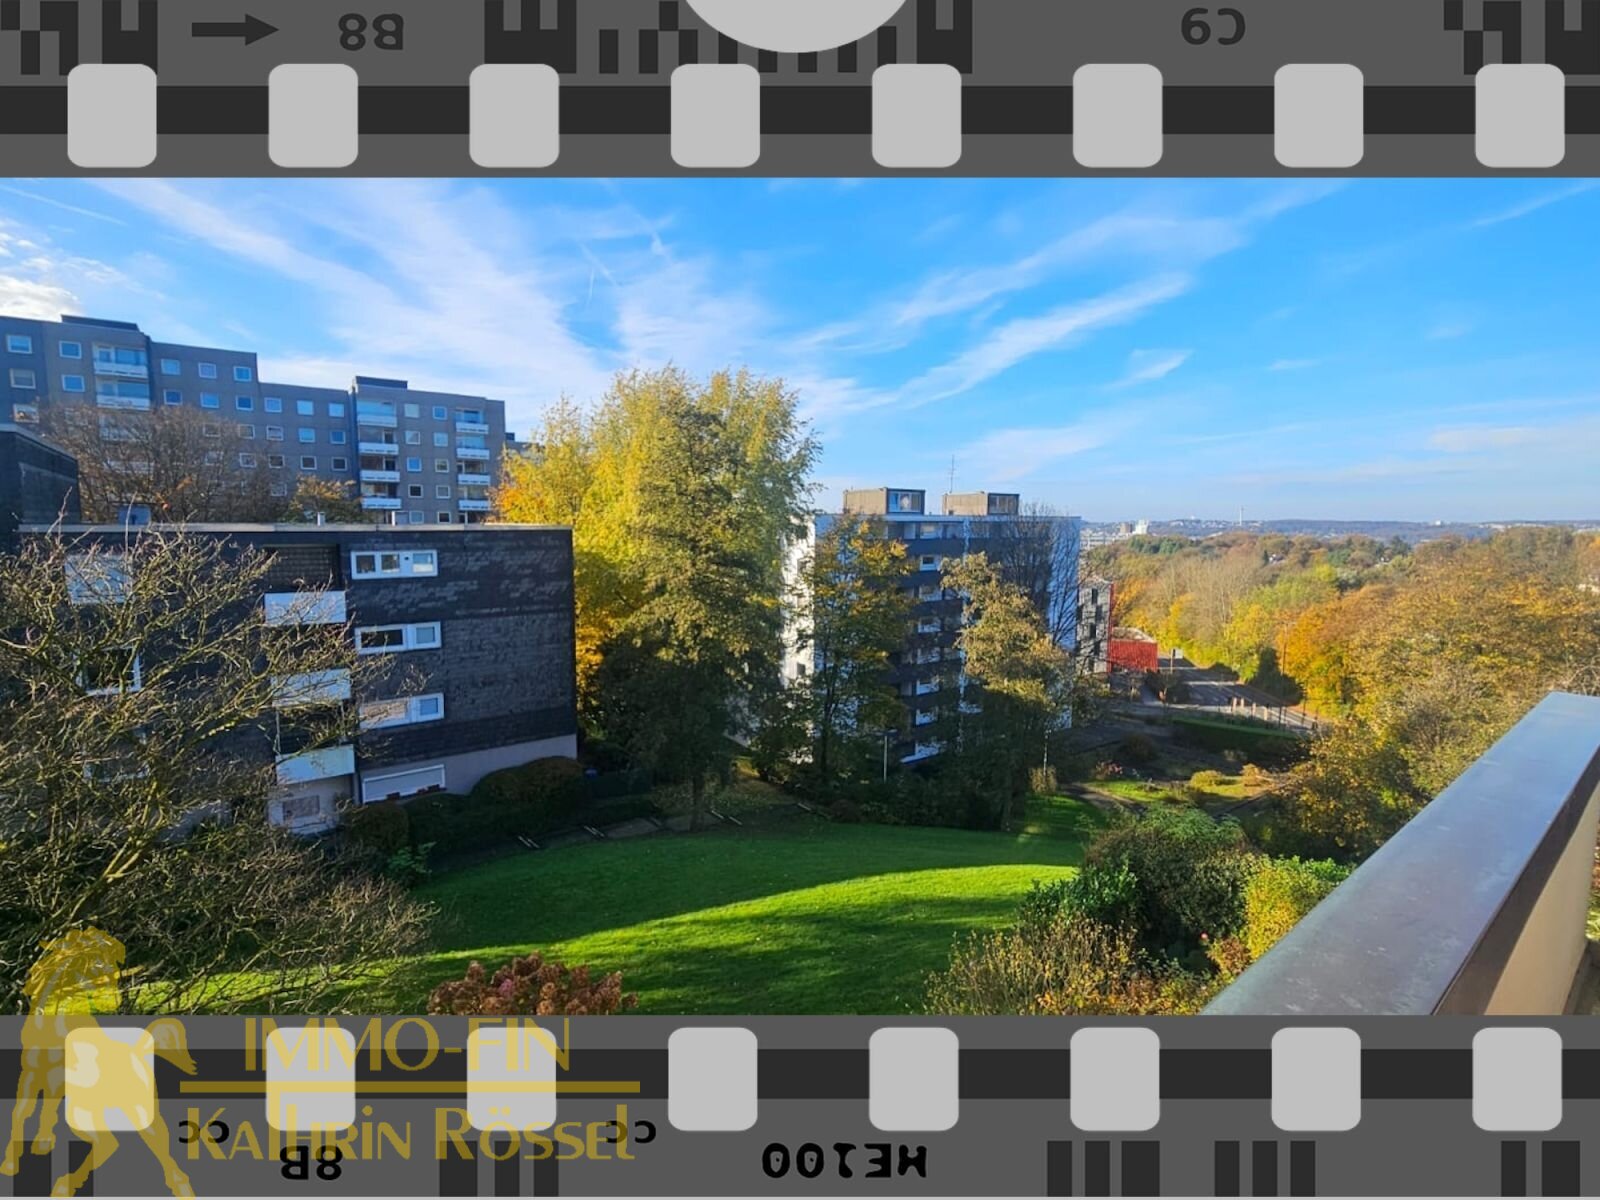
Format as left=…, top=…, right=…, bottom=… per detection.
left=93, top=361, right=148, bottom=380
left=263, top=590, right=346, bottom=626
left=914, top=679, right=940, bottom=696
left=1205, top=692, right=1600, bottom=1016
left=916, top=619, right=942, bottom=635
left=360, top=469, right=401, bottom=484
left=271, top=669, right=352, bottom=709
left=455, top=420, right=490, bottom=435
left=355, top=410, right=397, bottom=428
left=455, top=445, right=491, bottom=461
left=458, top=498, right=491, bottom=512
left=457, top=472, right=491, bottom=486
left=360, top=496, right=402, bottom=510
left=914, top=709, right=937, bottom=726
left=94, top=395, right=150, bottom=411
left=358, top=440, right=398, bottom=455
left=274, top=743, right=356, bottom=786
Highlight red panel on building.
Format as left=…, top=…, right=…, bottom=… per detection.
left=1109, top=631, right=1159, bottom=674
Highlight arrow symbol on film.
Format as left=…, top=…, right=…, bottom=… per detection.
left=191, top=14, right=279, bottom=45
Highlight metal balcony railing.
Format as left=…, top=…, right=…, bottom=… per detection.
left=1204, top=692, right=1600, bottom=1016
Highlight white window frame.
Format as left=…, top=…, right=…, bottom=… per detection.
left=9, top=368, right=36, bottom=389
left=330, top=429, right=347, bottom=444
left=66, top=553, right=132, bottom=605
left=239, top=452, right=257, bottom=467
left=331, top=456, right=348, bottom=471
left=267, top=453, right=286, bottom=468
left=270, top=482, right=288, bottom=497
left=61, top=374, right=85, bottom=392
left=349, top=549, right=438, bottom=580
left=200, top=392, right=219, bottom=408
left=6, top=333, right=33, bottom=354
left=407, top=484, right=423, bottom=498
left=266, top=425, right=284, bottom=441
left=405, top=456, right=422, bottom=473
left=432, top=405, right=447, bottom=420
left=359, top=692, right=445, bottom=731
left=236, top=394, right=253, bottom=410
left=264, top=395, right=283, bottom=413
left=197, top=361, right=217, bottom=379
left=233, top=365, right=253, bottom=382
left=80, top=651, right=142, bottom=697
left=354, top=621, right=442, bottom=655
left=296, top=399, right=315, bottom=416
left=329, top=401, right=346, bottom=418
left=300, top=455, right=317, bottom=470
left=159, top=357, right=180, bottom=375
left=298, top=428, right=316, bottom=443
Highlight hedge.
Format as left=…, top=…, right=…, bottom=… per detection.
left=1242, top=856, right=1352, bottom=960
left=397, top=757, right=588, bottom=859
left=1169, top=714, right=1304, bottom=762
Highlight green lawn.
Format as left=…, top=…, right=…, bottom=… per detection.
left=400, top=796, right=1107, bottom=1015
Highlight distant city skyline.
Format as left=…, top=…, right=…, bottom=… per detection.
left=1, top=178, right=1597, bottom=523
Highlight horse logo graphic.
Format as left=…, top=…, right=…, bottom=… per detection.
left=2, top=929, right=197, bottom=1197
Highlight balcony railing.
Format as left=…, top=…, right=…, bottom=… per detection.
left=914, top=679, right=940, bottom=696
left=1205, top=692, right=1600, bottom=1016
left=360, top=496, right=402, bottom=510
left=455, top=445, right=491, bottom=460
left=457, top=472, right=491, bottom=486
left=355, top=410, right=397, bottom=428
left=360, top=469, right=401, bottom=483
left=263, top=590, right=346, bottom=626
left=93, top=361, right=149, bottom=380
left=455, top=420, right=490, bottom=435
left=270, top=669, right=352, bottom=709
left=458, top=498, right=491, bottom=511
left=275, top=744, right=356, bottom=785
left=358, top=440, right=398, bottom=454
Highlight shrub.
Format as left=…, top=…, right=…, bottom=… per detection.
left=1118, top=733, right=1158, bottom=765
left=383, top=843, right=433, bottom=889
left=347, top=800, right=411, bottom=857
left=856, top=772, right=968, bottom=829
left=1029, top=764, right=1058, bottom=795
left=1089, top=760, right=1123, bottom=782
left=426, top=950, right=639, bottom=1016
left=1240, top=763, right=1272, bottom=787
left=472, top=757, right=587, bottom=825
left=1015, top=877, right=1075, bottom=937
left=1189, top=769, right=1229, bottom=790
left=1242, top=856, right=1352, bottom=960
left=1202, top=933, right=1252, bottom=981
left=1086, top=806, right=1259, bottom=956
left=925, top=912, right=1217, bottom=1016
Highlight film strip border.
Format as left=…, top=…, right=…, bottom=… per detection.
left=4, top=63, right=1599, bottom=171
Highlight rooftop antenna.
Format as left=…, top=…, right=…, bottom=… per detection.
left=1238, top=504, right=1244, bottom=528
left=947, top=455, right=957, bottom=496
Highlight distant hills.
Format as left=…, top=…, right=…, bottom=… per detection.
left=1085, top=518, right=1600, bottom=544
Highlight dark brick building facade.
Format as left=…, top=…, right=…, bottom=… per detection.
left=23, top=520, right=577, bottom=831
left=1, top=422, right=80, bottom=549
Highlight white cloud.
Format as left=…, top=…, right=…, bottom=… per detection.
left=889, top=275, right=1192, bottom=411
left=1112, top=348, right=1190, bottom=388
left=1467, top=181, right=1600, bottom=229
left=964, top=410, right=1141, bottom=483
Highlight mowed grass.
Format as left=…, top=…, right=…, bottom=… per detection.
left=403, top=796, right=1107, bottom=1015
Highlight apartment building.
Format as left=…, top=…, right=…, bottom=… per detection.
left=0, top=314, right=508, bottom=525
left=1077, top=575, right=1112, bottom=675
left=784, top=486, right=1082, bottom=764
left=23, top=519, right=578, bottom=834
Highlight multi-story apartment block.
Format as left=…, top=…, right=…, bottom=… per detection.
left=1, top=421, right=80, bottom=546
left=21, top=519, right=578, bottom=834
left=784, top=486, right=1082, bottom=764
left=1076, top=576, right=1112, bottom=675
left=0, top=314, right=508, bottom=525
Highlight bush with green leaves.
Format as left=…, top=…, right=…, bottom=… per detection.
left=1189, top=769, right=1229, bottom=790
left=1242, top=855, right=1351, bottom=960
left=347, top=799, right=411, bottom=857
left=1085, top=806, right=1259, bottom=957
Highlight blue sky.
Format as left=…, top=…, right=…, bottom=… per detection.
left=1, top=178, right=1597, bottom=523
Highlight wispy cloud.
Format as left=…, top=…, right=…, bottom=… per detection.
left=892, top=274, right=1192, bottom=410
left=1111, top=348, right=1191, bottom=388
left=1268, top=357, right=1320, bottom=371
left=964, top=409, right=1142, bottom=483
left=1467, top=182, right=1600, bottom=229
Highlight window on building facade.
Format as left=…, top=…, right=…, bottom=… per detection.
left=331, top=456, right=348, bottom=471
left=408, top=484, right=423, bottom=497
left=434, top=432, right=448, bottom=446
left=432, top=405, right=447, bottom=420
left=407, top=511, right=424, bottom=524
left=403, top=403, right=420, bottom=418
left=234, top=365, right=253, bottom=382
left=296, top=399, right=314, bottom=416
left=6, top=334, right=33, bottom=354
left=349, top=549, right=437, bottom=579
left=65, top=553, right=131, bottom=605
left=264, top=396, right=282, bottom=412
left=236, top=395, right=253, bottom=410
left=355, top=622, right=442, bottom=655
left=80, top=651, right=142, bottom=696
left=404, top=430, right=421, bottom=444
left=436, top=484, right=451, bottom=499
left=268, top=454, right=285, bottom=468
left=58, top=340, right=82, bottom=359
left=238, top=424, right=255, bottom=438
left=61, top=374, right=85, bottom=392
left=9, top=368, right=36, bottom=388
left=239, top=452, right=257, bottom=467
left=437, top=512, right=451, bottom=523
left=270, top=482, right=288, bottom=497
left=435, top=459, right=449, bottom=473
left=203, top=450, right=223, bottom=466
left=200, top=392, right=219, bottom=408
left=201, top=423, right=220, bottom=438
left=197, top=362, right=217, bottom=379
left=330, top=429, right=346, bottom=444
left=300, top=455, right=317, bottom=470
left=298, top=428, right=315, bottom=443
left=163, top=389, right=181, bottom=405
left=266, top=425, right=284, bottom=440
left=329, top=402, right=345, bottom=418
left=160, top=358, right=180, bottom=375
left=406, top=456, right=422, bottom=472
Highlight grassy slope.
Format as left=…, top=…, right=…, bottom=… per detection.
left=407, top=796, right=1107, bottom=1015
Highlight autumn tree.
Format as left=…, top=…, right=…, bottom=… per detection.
left=984, top=502, right=1081, bottom=644
left=44, top=403, right=275, bottom=523
left=943, top=552, right=1074, bottom=830
left=0, top=528, right=431, bottom=1013
left=280, top=475, right=366, bottom=524
left=495, top=369, right=816, bottom=721
left=582, top=374, right=816, bottom=826
left=781, top=515, right=915, bottom=794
